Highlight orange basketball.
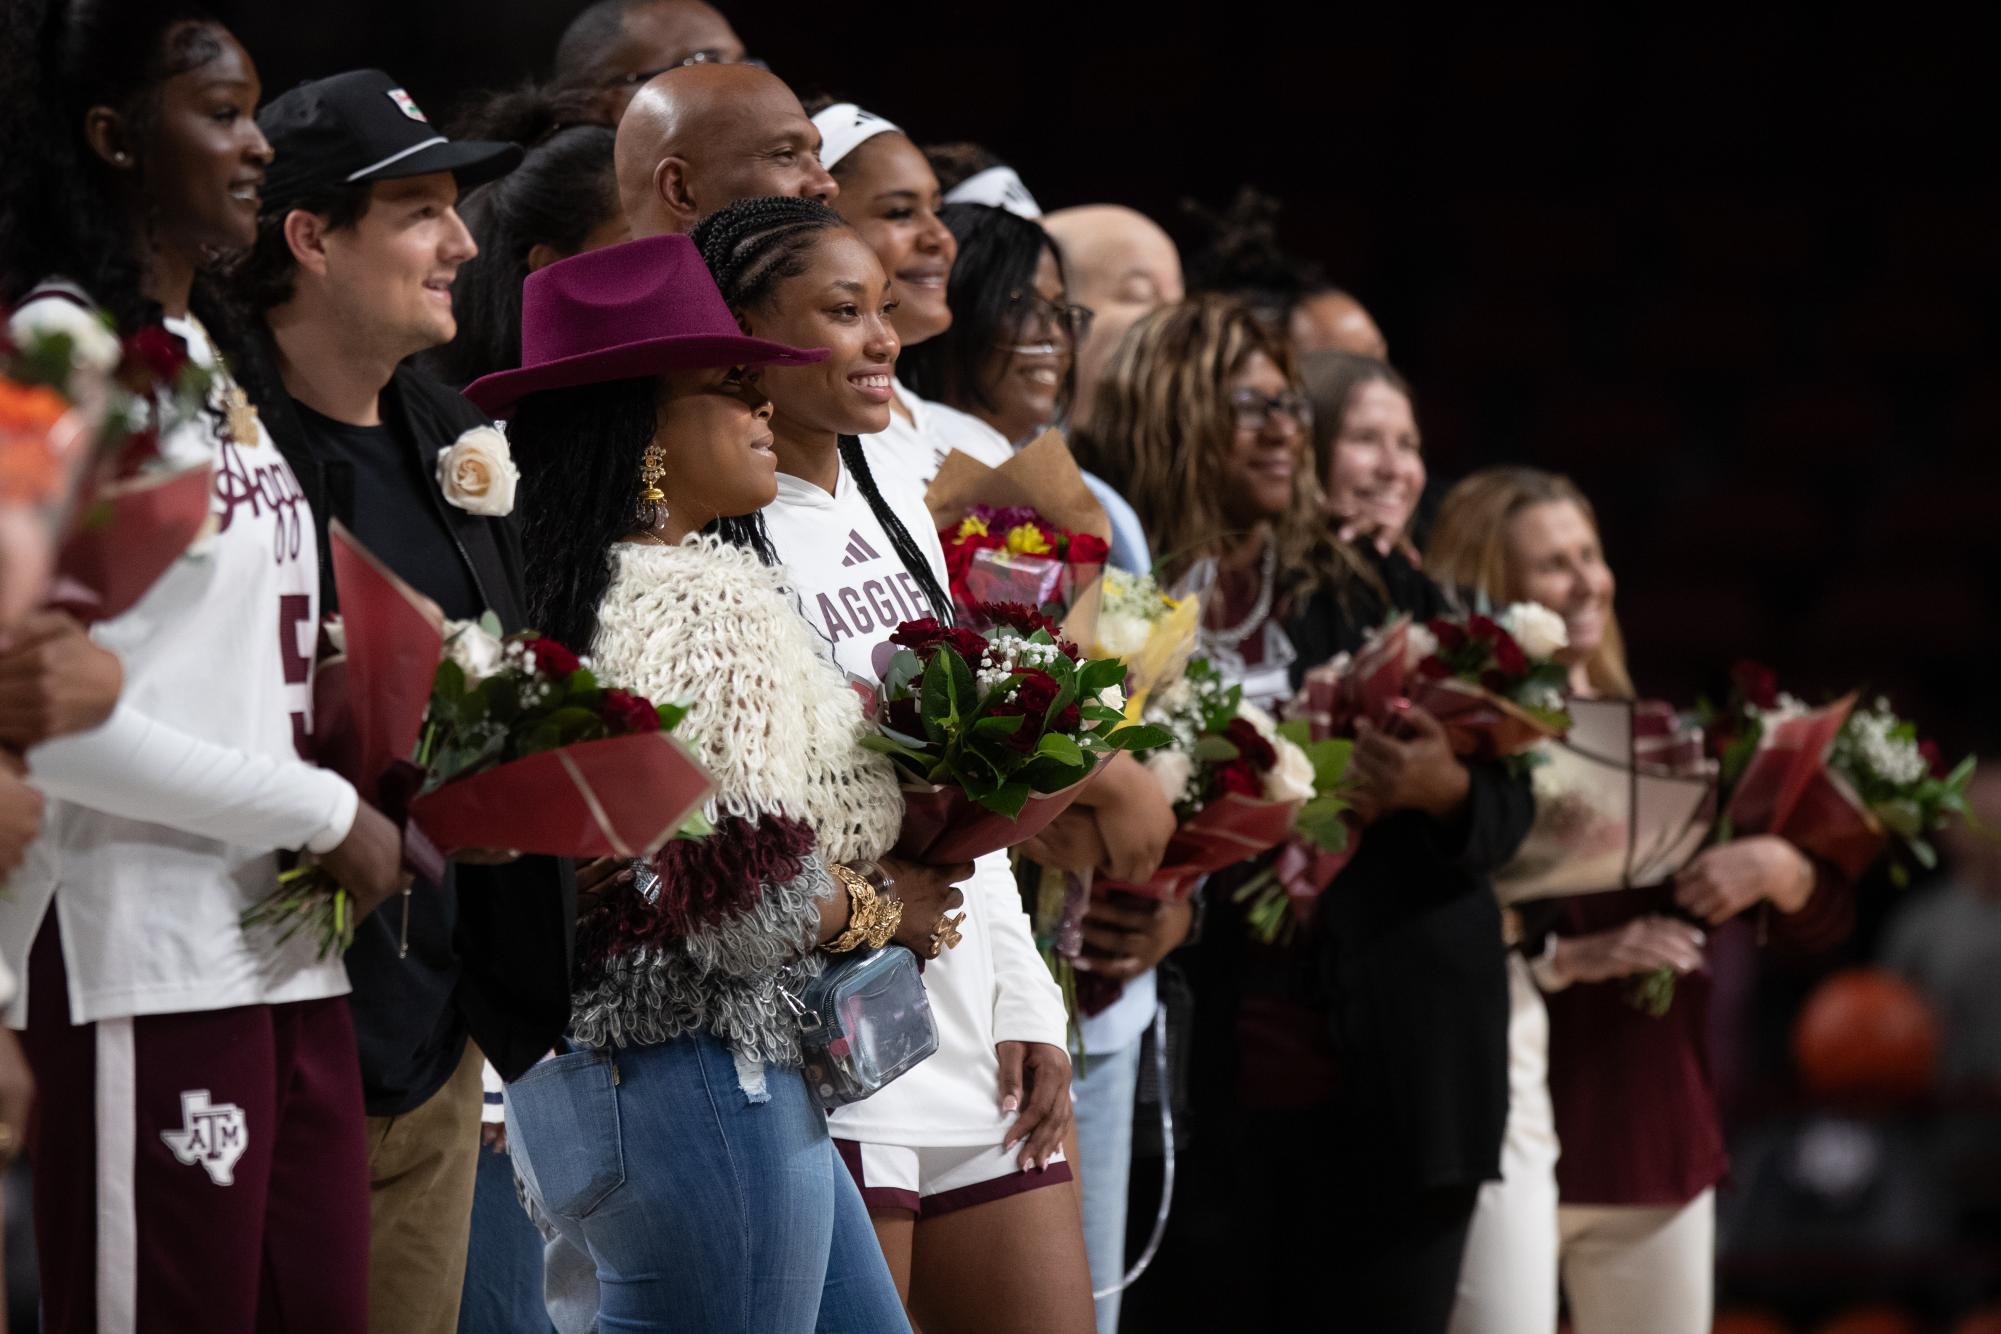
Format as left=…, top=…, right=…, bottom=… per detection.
left=1792, top=968, right=1939, bottom=1105
left=1712, top=1308, right=1790, bottom=1334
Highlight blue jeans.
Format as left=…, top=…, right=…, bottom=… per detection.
left=459, top=1137, right=557, bottom=1333
left=504, top=1032, right=906, bottom=1334
left=1072, top=1035, right=1143, bottom=1334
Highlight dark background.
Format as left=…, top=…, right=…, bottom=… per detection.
left=231, top=2, right=2001, bottom=755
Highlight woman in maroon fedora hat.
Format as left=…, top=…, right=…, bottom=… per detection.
left=473, top=232, right=962, bottom=1332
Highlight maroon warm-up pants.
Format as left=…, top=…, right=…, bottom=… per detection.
left=20, top=916, right=371, bottom=1333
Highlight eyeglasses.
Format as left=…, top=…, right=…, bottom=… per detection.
left=1005, top=290, right=1094, bottom=344
left=602, top=52, right=770, bottom=88
left=1228, top=388, right=1312, bottom=432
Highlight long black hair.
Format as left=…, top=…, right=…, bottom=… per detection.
left=896, top=202, right=1075, bottom=425
left=425, top=84, right=618, bottom=388
left=0, top=0, right=237, bottom=334
left=512, top=374, right=778, bottom=654
left=689, top=195, right=953, bottom=622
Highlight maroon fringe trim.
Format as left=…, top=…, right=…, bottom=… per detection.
left=578, top=812, right=819, bottom=965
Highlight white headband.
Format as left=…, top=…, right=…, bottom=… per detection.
left=943, top=165, right=1042, bottom=220
left=811, top=102, right=902, bottom=171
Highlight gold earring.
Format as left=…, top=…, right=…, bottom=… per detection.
left=636, top=443, right=668, bottom=527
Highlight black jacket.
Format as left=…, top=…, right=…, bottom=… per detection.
left=1287, top=550, right=1534, bottom=1192
left=257, top=340, right=576, bottom=1107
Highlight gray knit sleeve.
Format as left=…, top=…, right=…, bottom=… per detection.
left=680, top=852, right=837, bottom=981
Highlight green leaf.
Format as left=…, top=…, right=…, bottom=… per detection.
left=1294, top=796, right=1351, bottom=851
left=980, top=779, right=1034, bottom=819
left=1275, top=718, right=1312, bottom=748
left=972, top=714, right=1026, bottom=739
left=920, top=650, right=960, bottom=745
left=1077, top=656, right=1127, bottom=697
left=882, top=648, right=924, bottom=700
left=1036, top=732, right=1085, bottom=767
left=1303, top=738, right=1353, bottom=793
left=432, top=658, right=467, bottom=701
left=1192, top=734, right=1241, bottom=764
left=656, top=700, right=689, bottom=732
left=1106, top=723, right=1174, bottom=752
left=478, top=610, right=504, bottom=639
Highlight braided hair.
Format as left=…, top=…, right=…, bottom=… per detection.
left=690, top=196, right=953, bottom=622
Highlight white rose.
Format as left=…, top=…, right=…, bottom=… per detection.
left=10, top=300, right=122, bottom=376
left=444, top=618, right=506, bottom=680
left=1497, top=601, right=1569, bottom=661
left=1095, top=608, right=1152, bottom=659
left=436, top=426, right=519, bottom=517
left=1264, top=734, right=1318, bottom=803
left=1404, top=624, right=1439, bottom=670
left=1144, top=747, right=1194, bottom=804
left=1098, top=681, right=1127, bottom=717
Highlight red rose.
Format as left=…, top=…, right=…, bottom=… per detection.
left=1490, top=632, right=1528, bottom=677
left=600, top=688, right=661, bottom=735
left=886, top=695, right=924, bottom=738
left=121, top=325, right=190, bottom=384
left=527, top=637, right=582, bottom=677
left=1919, top=738, right=1946, bottom=778
left=1214, top=761, right=1262, bottom=798
left=890, top=617, right=951, bottom=658
left=1466, top=614, right=1501, bottom=644
left=1224, top=716, right=1278, bottom=772
left=1068, top=532, right=1110, bottom=565
left=991, top=667, right=1063, bottom=750
left=1418, top=656, right=1452, bottom=679
left=1429, top=618, right=1466, bottom=652
left=1730, top=660, right=1779, bottom=711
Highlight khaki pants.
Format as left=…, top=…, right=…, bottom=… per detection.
left=365, top=1038, right=485, bottom=1334
left=1559, top=1187, right=1717, bottom=1334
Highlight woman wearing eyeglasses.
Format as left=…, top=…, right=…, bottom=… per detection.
left=895, top=202, right=1091, bottom=459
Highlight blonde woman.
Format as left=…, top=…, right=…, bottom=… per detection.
left=1428, top=466, right=1847, bottom=1334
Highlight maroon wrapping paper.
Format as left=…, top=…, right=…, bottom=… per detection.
left=1406, top=677, right=1564, bottom=760
left=408, top=732, right=712, bottom=859
left=1096, top=793, right=1304, bottom=901
left=1725, top=694, right=1885, bottom=881
left=314, top=522, right=444, bottom=806
left=893, top=777, right=1094, bottom=864
left=48, top=463, right=213, bottom=623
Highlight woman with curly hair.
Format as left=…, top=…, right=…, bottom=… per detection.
left=474, top=231, right=963, bottom=1332
left=0, top=3, right=405, bottom=1329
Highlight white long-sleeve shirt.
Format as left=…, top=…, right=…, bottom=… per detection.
left=0, top=308, right=356, bottom=1027
left=762, top=448, right=1068, bottom=1146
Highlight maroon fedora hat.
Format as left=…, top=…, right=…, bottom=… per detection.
left=464, top=234, right=826, bottom=418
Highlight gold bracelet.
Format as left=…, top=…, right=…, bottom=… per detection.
left=826, top=863, right=903, bottom=953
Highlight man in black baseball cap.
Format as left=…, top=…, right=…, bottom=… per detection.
left=232, top=71, right=572, bottom=1334
left=257, top=68, right=520, bottom=210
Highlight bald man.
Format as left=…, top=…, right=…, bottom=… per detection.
left=1044, top=204, right=1186, bottom=432
left=554, top=0, right=750, bottom=122
left=613, top=63, right=837, bottom=238
left=1291, top=286, right=1388, bottom=360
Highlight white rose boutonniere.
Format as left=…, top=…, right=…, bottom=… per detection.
left=437, top=426, right=519, bottom=517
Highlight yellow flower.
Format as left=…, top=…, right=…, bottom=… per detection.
left=954, top=515, right=990, bottom=541
left=1005, top=523, right=1052, bottom=556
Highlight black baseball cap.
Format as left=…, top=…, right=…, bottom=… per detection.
left=258, top=69, right=521, bottom=213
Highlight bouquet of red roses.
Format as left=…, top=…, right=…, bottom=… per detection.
left=940, top=503, right=1108, bottom=625
left=1299, top=605, right=1573, bottom=762
left=863, top=603, right=1167, bottom=863
left=243, top=524, right=712, bottom=957
left=3, top=305, right=217, bottom=624
left=1111, top=657, right=1352, bottom=907
left=1704, top=663, right=1973, bottom=885
left=924, top=430, right=1113, bottom=647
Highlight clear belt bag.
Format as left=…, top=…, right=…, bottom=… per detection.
left=784, top=946, right=938, bottom=1108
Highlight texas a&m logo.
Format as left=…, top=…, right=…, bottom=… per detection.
left=160, top=1089, right=249, bottom=1186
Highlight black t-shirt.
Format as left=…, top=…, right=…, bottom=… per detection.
left=294, top=401, right=480, bottom=1115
